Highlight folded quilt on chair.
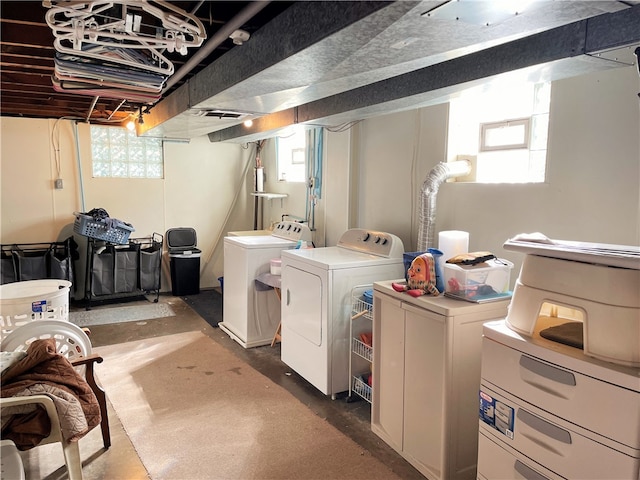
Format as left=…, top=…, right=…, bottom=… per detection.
left=1, top=338, right=101, bottom=450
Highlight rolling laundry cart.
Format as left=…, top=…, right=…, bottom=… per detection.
left=74, top=210, right=163, bottom=308
left=166, top=228, right=201, bottom=296
left=82, top=234, right=163, bottom=309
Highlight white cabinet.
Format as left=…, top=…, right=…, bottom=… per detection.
left=372, top=280, right=509, bottom=480
left=479, top=320, right=640, bottom=480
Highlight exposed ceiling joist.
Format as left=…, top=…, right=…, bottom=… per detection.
left=1, top=1, right=638, bottom=139
left=0, top=1, right=294, bottom=124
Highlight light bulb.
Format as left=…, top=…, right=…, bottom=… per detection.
left=244, top=119, right=253, bottom=127
left=126, top=120, right=135, bottom=131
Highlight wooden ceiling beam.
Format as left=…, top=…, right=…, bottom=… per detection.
left=1, top=102, right=132, bottom=121
left=1, top=74, right=55, bottom=88
left=0, top=22, right=54, bottom=49
left=2, top=91, right=93, bottom=108
left=0, top=60, right=53, bottom=71
left=2, top=86, right=137, bottom=111
left=1, top=43, right=55, bottom=58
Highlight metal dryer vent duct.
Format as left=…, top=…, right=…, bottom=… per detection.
left=417, top=160, right=471, bottom=252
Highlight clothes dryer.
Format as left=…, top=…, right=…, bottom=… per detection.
left=280, top=228, right=405, bottom=398
left=219, top=221, right=311, bottom=348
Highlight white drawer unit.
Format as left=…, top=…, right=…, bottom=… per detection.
left=479, top=320, right=640, bottom=480
left=477, top=430, right=563, bottom=480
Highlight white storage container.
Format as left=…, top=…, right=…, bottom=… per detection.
left=270, top=258, right=282, bottom=275
left=444, top=258, right=513, bottom=302
left=0, top=279, right=71, bottom=341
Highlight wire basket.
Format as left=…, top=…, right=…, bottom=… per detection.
left=352, top=336, right=373, bottom=362
left=352, top=375, right=372, bottom=403
left=74, top=213, right=135, bottom=245
left=351, top=287, right=373, bottom=320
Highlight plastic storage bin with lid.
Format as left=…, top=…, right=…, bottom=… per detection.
left=166, top=228, right=201, bottom=296
left=444, top=258, right=513, bottom=302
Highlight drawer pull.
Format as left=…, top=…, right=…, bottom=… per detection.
left=515, top=460, right=550, bottom=480
left=520, top=355, right=576, bottom=386
left=518, top=409, right=572, bottom=445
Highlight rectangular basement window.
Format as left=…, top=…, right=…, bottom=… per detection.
left=480, top=117, right=531, bottom=151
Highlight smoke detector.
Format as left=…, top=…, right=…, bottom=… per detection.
left=229, top=29, right=250, bottom=45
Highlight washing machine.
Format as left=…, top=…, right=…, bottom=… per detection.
left=219, top=221, right=312, bottom=348
left=280, top=228, right=405, bottom=398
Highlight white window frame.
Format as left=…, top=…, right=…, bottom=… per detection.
left=276, top=127, right=306, bottom=183
left=479, top=117, right=530, bottom=152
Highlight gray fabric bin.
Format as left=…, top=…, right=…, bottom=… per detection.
left=114, top=246, right=139, bottom=294
left=12, top=249, right=48, bottom=281
left=49, top=245, right=74, bottom=285
left=91, top=249, right=114, bottom=296
left=140, top=244, right=161, bottom=291
left=1, top=255, right=16, bottom=284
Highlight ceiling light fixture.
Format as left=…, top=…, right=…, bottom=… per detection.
left=229, top=29, right=250, bottom=45
left=138, top=107, right=144, bottom=125
left=126, top=119, right=136, bottom=131
left=243, top=119, right=253, bottom=127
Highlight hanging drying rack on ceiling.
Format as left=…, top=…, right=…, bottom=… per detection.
left=42, top=0, right=207, bottom=107
left=44, top=0, right=206, bottom=56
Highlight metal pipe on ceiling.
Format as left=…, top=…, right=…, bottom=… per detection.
left=163, top=1, right=270, bottom=92
left=85, top=96, right=99, bottom=123
left=190, top=1, right=204, bottom=15
left=107, top=99, right=127, bottom=121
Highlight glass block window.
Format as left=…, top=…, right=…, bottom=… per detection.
left=91, top=126, right=164, bottom=178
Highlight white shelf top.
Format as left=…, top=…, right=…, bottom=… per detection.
left=251, top=192, right=287, bottom=199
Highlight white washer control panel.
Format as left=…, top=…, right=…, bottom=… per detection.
left=337, top=228, right=404, bottom=258
left=272, top=221, right=312, bottom=242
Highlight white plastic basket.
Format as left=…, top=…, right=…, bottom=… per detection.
left=0, top=279, right=71, bottom=342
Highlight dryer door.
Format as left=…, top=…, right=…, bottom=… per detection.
left=281, top=264, right=323, bottom=346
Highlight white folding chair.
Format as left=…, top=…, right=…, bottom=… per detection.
left=1, top=320, right=110, bottom=480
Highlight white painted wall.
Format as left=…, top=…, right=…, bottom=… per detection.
left=2, top=63, right=638, bottom=295
left=0, top=119, right=254, bottom=296
left=436, top=64, right=640, bottom=278
left=267, top=63, right=639, bottom=284
left=326, top=64, right=637, bottom=284
left=355, top=105, right=450, bottom=250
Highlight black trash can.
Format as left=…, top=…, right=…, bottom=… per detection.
left=166, top=227, right=201, bottom=296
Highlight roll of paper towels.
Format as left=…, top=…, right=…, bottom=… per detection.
left=438, top=231, right=469, bottom=263
left=255, top=167, right=264, bottom=192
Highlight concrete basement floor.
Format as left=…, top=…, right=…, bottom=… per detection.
left=16, top=291, right=424, bottom=480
